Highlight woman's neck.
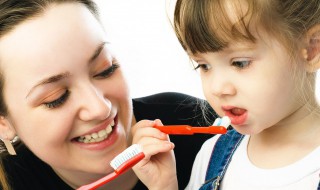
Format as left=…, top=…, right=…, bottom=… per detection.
left=54, top=168, right=139, bottom=190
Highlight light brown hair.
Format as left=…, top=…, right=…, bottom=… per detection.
left=173, top=0, right=320, bottom=111
left=0, top=1, right=99, bottom=189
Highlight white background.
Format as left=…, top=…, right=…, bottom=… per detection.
left=94, top=0, right=204, bottom=99
left=94, top=0, right=320, bottom=101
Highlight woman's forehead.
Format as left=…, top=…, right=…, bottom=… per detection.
left=0, top=3, right=105, bottom=65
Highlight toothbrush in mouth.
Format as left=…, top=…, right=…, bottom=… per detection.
left=154, top=116, right=230, bottom=135
left=77, top=144, right=145, bottom=190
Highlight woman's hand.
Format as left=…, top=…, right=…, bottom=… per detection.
left=131, top=119, right=178, bottom=190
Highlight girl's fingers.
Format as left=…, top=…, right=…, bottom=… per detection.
left=131, top=119, right=155, bottom=134
left=132, top=119, right=168, bottom=144
left=142, top=141, right=174, bottom=157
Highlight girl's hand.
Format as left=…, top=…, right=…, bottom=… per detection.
left=131, top=119, right=178, bottom=190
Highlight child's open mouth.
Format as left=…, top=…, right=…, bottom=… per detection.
left=230, top=108, right=246, bottom=116
left=223, top=106, right=248, bottom=125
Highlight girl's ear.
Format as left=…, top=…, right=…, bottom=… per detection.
left=302, top=24, right=320, bottom=72
left=0, top=116, right=16, bottom=140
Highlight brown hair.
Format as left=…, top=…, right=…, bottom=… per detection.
left=173, top=0, right=320, bottom=111
left=173, top=0, right=320, bottom=55
left=0, top=1, right=99, bottom=189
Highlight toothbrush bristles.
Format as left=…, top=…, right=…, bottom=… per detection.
left=213, top=116, right=231, bottom=129
left=110, top=144, right=143, bottom=170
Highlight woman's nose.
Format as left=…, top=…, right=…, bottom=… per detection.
left=78, top=86, right=111, bottom=121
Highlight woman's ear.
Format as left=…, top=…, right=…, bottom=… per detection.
left=0, top=116, right=16, bottom=140
left=302, top=24, right=320, bottom=72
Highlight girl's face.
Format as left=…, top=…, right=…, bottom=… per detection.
left=0, top=3, right=132, bottom=175
left=193, top=36, right=305, bottom=135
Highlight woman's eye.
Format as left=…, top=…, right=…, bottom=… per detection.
left=194, top=64, right=211, bottom=72
left=231, top=60, right=251, bottom=69
left=43, top=90, right=70, bottom=109
left=94, top=64, right=119, bottom=78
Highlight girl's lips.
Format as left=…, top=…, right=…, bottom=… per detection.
left=222, top=106, right=248, bottom=125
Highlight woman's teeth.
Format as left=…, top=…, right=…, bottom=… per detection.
left=77, top=120, right=115, bottom=143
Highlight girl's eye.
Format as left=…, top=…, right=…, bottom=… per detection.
left=43, top=90, right=70, bottom=109
left=94, top=63, right=119, bottom=78
left=194, top=64, right=211, bottom=72
left=231, top=60, right=251, bottom=69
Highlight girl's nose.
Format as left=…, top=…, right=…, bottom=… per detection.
left=207, top=73, right=236, bottom=98
left=78, top=86, right=111, bottom=121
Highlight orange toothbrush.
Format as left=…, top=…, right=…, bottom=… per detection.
left=154, top=116, right=231, bottom=135
left=154, top=125, right=227, bottom=135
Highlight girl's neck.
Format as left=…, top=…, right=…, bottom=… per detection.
left=248, top=101, right=320, bottom=169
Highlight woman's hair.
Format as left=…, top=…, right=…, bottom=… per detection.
left=0, top=1, right=99, bottom=189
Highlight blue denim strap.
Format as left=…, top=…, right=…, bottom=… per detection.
left=199, top=130, right=244, bottom=190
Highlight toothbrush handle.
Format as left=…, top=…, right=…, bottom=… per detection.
left=191, top=126, right=227, bottom=134
left=77, top=172, right=117, bottom=190
left=154, top=125, right=227, bottom=135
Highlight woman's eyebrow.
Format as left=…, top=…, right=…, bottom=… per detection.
left=88, top=41, right=107, bottom=63
left=26, top=42, right=108, bottom=98
left=26, top=72, right=70, bottom=98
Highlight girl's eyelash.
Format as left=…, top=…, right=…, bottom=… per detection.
left=194, top=64, right=210, bottom=72
left=43, top=90, right=70, bottom=109
left=94, top=63, right=119, bottom=78
left=231, top=60, right=251, bottom=69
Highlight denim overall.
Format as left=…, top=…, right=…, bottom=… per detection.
left=199, top=130, right=320, bottom=190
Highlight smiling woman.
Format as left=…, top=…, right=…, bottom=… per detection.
left=0, top=0, right=217, bottom=190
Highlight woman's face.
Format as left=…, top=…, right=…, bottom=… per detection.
left=0, top=3, right=132, bottom=175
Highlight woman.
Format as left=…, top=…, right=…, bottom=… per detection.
left=0, top=0, right=215, bottom=189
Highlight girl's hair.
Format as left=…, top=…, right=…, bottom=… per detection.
left=0, top=0, right=99, bottom=189
left=173, top=0, right=320, bottom=112
left=173, top=0, right=320, bottom=55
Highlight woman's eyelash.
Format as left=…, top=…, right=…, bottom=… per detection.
left=94, top=63, right=119, bottom=78
left=43, top=90, right=70, bottom=109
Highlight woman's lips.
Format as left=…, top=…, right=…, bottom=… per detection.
left=72, top=115, right=120, bottom=150
left=222, top=106, right=248, bottom=125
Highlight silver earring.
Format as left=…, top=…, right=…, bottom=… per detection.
left=2, top=136, right=17, bottom=155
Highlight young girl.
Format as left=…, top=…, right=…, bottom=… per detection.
left=172, top=0, right=320, bottom=189
left=0, top=0, right=217, bottom=189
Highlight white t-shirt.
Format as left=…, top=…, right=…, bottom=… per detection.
left=185, top=135, right=320, bottom=190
